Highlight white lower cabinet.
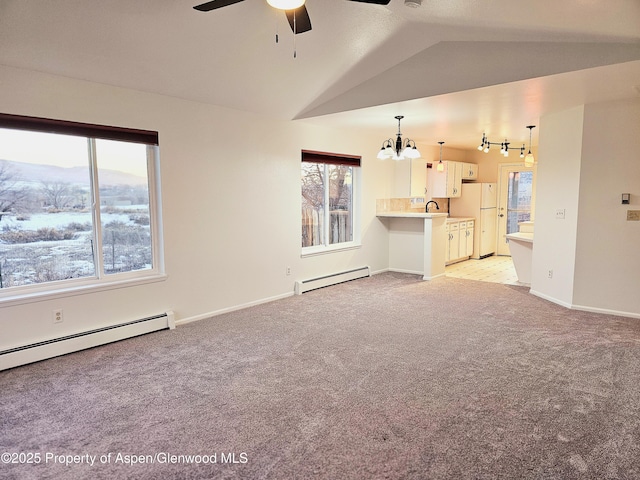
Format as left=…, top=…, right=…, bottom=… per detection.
left=445, top=222, right=459, bottom=263
left=458, top=221, right=467, bottom=259
left=465, top=221, right=474, bottom=257
left=445, top=219, right=474, bottom=265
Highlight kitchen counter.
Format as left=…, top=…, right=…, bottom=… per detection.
left=506, top=232, right=534, bottom=243
left=376, top=212, right=448, bottom=219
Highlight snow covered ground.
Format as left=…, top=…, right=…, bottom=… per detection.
left=0, top=207, right=151, bottom=288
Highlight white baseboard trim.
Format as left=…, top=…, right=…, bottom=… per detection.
left=571, top=303, right=640, bottom=320
left=388, top=268, right=424, bottom=276
left=529, top=289, right=573, bottom=309
left=530, top=290, right=640, bottom=319
left=175, top=291, right=295, bottom=327
left=423, top=272, right=446, bottom=281
left=370, top=268, right=389, bottom=276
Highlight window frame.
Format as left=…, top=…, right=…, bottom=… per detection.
left=301, top=150, right=361, bottom=257
left=0, top=113, right=165, bottom=306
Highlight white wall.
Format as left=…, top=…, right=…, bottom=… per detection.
left=531, top=100, right=640, bottom=318
left=573, top=98, right=640, bottom=315
left=0, top=65, right=393, bottom=351
left=530, top=106, right=584, bottom=307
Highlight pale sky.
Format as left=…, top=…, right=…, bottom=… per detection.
left=0, top=128, right=148, bottom=178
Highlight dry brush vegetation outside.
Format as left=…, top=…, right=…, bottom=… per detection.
left=0, top=160, right=152, bottom=289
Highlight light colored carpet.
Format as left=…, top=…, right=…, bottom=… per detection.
left=1, top=272, right=640, bottom=479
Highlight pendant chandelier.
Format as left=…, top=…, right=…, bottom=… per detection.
left=437, top=141, right=445, bottom=172
left=524, top=125, right=536, bottom=167
left=377, top=116, right=421, bottom=160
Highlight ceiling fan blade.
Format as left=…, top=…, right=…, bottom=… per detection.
left=347, top=0, right=391, bottom=4
left=193, top=0, right=245, bottom=12
left=285, top=5, right=312, bottom=34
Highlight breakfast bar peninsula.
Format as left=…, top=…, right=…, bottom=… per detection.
left=376, top=210, right=448, bottom=280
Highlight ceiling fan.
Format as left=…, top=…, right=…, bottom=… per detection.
left=193, top=0, right=391, bottom=35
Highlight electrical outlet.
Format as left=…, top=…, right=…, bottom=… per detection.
left=52, top=308, right=64, bottom=324
left=548, top=270, right=553, bottom=279
left=555, top=209, right=566, bottom=220
left=286, top=266, right=291, bottom=276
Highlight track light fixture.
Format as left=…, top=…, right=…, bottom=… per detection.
left=377, top=116, right=421, bottom=160
left=477, top=133, right=525, bottom=159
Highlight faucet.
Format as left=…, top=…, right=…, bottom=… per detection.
left=425, top=200, right=440, bottom=213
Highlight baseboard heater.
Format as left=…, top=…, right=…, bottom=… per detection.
left=294, top=266, right=370, bottom=295
left=0, top=311, right=175, bottom=371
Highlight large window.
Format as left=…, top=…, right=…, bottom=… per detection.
left=301, top=150, right=360, bottom=253
left=0, top=113, right=162, bottom=299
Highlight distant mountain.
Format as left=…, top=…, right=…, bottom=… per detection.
left=0, top=159, right=147, bottom=186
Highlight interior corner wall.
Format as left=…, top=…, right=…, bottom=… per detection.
left=530, top=106, right=585, bottom=307
left=572, top=98, right=640, bottom=317
left=0, top=65, right=393, bottom=354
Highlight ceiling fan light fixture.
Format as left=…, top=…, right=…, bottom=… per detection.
left=267, top=0, right=305, bottom=9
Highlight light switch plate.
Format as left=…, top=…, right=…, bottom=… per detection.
left=555, top=208, right=566, bottom=219
left=627, top=210, right=640, bottom=221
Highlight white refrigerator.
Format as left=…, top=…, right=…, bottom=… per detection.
left=450, top=183, right=497, bottom=259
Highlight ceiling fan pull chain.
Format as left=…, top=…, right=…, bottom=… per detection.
left=293, top=10, right=297, bottom=58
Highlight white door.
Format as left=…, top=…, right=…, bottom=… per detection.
left=497, top=164, right=536, bottom=256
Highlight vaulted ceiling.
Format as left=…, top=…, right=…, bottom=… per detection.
left=1, top=0, right=639, bottom=149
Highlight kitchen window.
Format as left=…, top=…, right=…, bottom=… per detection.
left=0, top=113, right=163, bottom=302
left=301, top=150, right=361, bottom=255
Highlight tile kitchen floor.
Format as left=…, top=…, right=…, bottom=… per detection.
left=445, top=255, right=520, bottom=285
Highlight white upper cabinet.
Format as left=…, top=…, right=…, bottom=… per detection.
left=410, top=157, right=428, bottom=197
left=461, top=163, right=478, bottom=180
left=431, top=161, right=462, bottom=198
